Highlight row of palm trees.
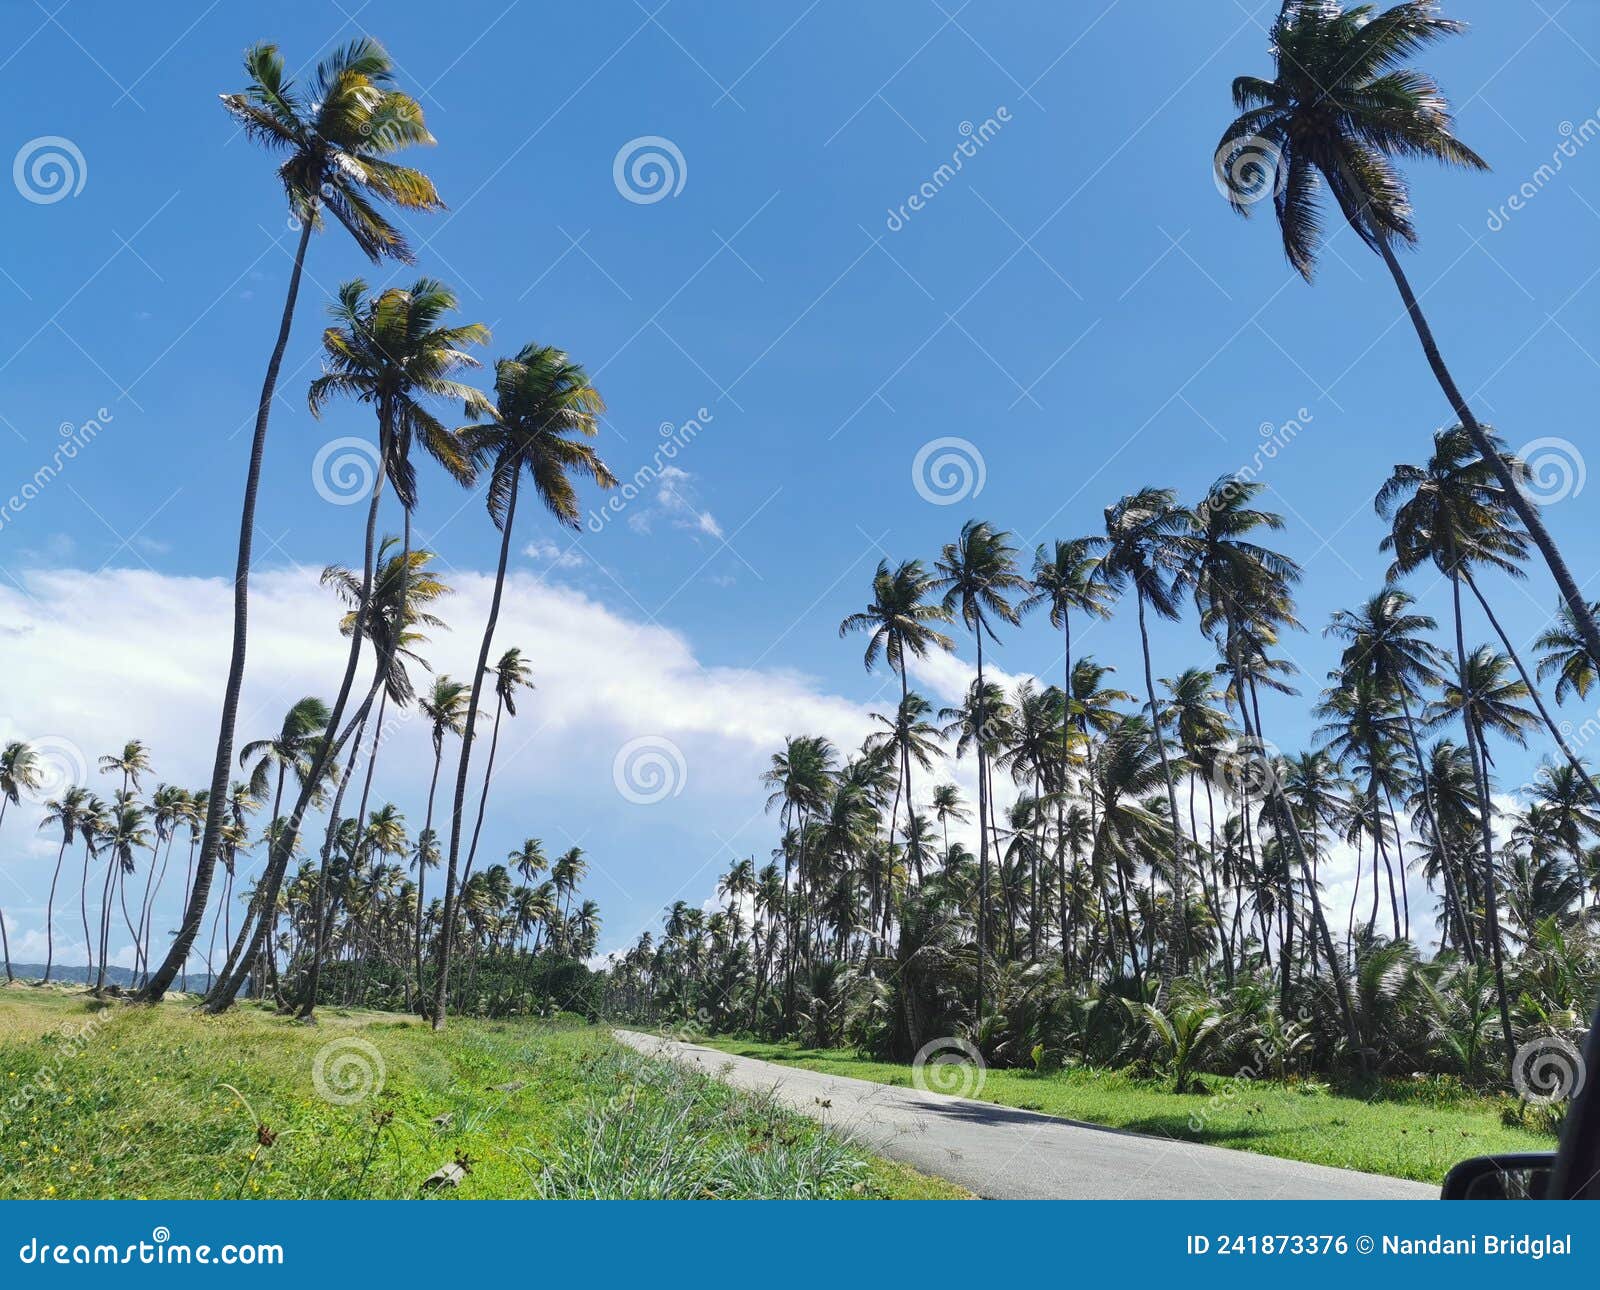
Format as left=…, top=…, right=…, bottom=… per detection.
left=102, top=38, right=621, bottom=1030
left=608, top=436, right=1600, bottom=1083
left=619, top=0, right=1600, bottom=1082
left=1, top=703, right=603, bottom=1015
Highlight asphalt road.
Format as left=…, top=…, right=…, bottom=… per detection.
left=614, top=1030, right=1437, bottom=1200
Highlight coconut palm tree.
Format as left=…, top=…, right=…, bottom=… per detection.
left=407, top=675, right=471, bottom=1003
left=1534, top=601, right=1600, bottom=707
left=1095, top=488, right=1195, bottom=969
left=763, top=735, right=839, bottom=1022
left=152, top=40, right=444, bottom=1006
left=95, top=794, right=150, bottom=991
left=1023, top=537, right=1112, bottom=973
left=1427, top=645, right=1539, bottom=1075
left=840, top=558, right=955, bottom=869
left=933, top=519, right=1026, bottom=1023
left=231, top=278, right=483, bottom=1019
left=432, top=345, right=615, bottom=1029
left=463, top=647, right=536, bottom=883
left=0, top=741, right=43, bottom=981
left=1217, top=0, right=1600, bottom=669
left=37, top=785, right=89, bottom=984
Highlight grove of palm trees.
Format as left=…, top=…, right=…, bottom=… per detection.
left=606, top=3, right=1600, bottom=1111
left=3, top=0, right=1598, bottom=1205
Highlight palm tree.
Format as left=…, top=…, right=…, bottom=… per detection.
left=1427, top=645, right=1539, bottom=1076
left=930, top=784, right=968, bottom=861
left=763, top=735, right=838, bottom=1023
left=150, top=40, right=443, bottom=1005
left=933, top=519, right=1026, bottom=1024
left=410, top=675, right=470, bottom=1004
left=1023, top=537, right=1112, bottom=974
left=0, top=742, right=44, bottom=980
left=232, top=278, right=484, bottom=1019
left=1218, top=0, right=1600, bottom=668
left=37, top=785, right=89, bottom=983
left=95, top=794, right=150, bottom=991
left=1095, top=488, right=1195, bottom=970
left=1535, top=601, right=1600, bottom=708
left=432, top=345, right=615, bottom=1029
left=463, top=648, right=536, bottom=883
left=840, top=558, right=954, bottom=872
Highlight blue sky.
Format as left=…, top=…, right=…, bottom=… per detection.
left=2, top=0, right=1598, bottom=966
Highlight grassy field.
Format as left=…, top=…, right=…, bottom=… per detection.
left=697, top=1036, right=1558, bottom=1185
left=0, top=986, right=965, bottom=1200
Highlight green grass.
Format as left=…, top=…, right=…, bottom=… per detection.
left=0, top=985, right=965, bottom=1199
left=696, top=1035, right=1559, bottom=1185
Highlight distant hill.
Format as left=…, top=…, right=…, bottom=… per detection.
left=4, top=965, right=216, bottom=991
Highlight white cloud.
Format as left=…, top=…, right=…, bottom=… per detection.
left=625, top=466, right=723, bottom=542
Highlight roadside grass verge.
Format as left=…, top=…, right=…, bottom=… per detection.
left=0, top=986, right=964, bottom=1199
left=694, top=1035, right=1558, bottom=1184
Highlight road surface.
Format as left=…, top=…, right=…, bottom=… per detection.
left=614, top=1030, right=1436, bottom=1200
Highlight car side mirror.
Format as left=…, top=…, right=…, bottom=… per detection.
left=1441, top=1153, right=1556, bottom=1199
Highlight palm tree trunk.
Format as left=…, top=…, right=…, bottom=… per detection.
left=43, top=837, right=68, bottom=983
left=139, top=214, right=315, bottom=1004
left=433, top=468, right=520, bottom=1030
left=78, top=842, right=94, bottom=986
left=1372, top=232, right=1600, bottom=671
left=414, top=744, right=444, bottom=1010
left=461, top=693, right=505, bottom=887
left=1463, top=571, right=1600, bottom=814
left=974, top=623, right=990, bottom=1028
left=1451, top=572, right=1516, bottom=1083
left=1135, top=594, right=1187, bottom=982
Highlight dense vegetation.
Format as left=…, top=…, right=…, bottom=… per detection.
left=0, top=990, right=962, bottom=1199
left=602, top=3, right=1600, bottom=1115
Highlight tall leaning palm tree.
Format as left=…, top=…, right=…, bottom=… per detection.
left=0, top=741, right=43, bottom=981
left=1217, top=0, right=1600, bottom=668
left=431, top=345, right=616, bottom=1029
left=933, top=519, right=1026, bottom=1025
left=839, top=558, right=954, bottom=875
left=146, top=40, right=443, bottom=1004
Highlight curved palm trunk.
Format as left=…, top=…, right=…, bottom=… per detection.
left=1463, top=572, right=1600, bottom=814
left=43, top=836, right=69, bottom=982
left=139, top=215, right=315, bottom=1003
left=1135, top=593, right=1188, bottom=982
left=414, top=743, right=445, bottom=1010
left=1450, top=573, right=1516, bottom=1082
left=1370, top=233, right=1600, bottom=672
left=974, top=623, right=990, bottom=1028
left=461, top=693, right=506, bottom=888
left=78, top=843, right=94, bottom=986
left=433, top=469, right=521, bottom=1030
